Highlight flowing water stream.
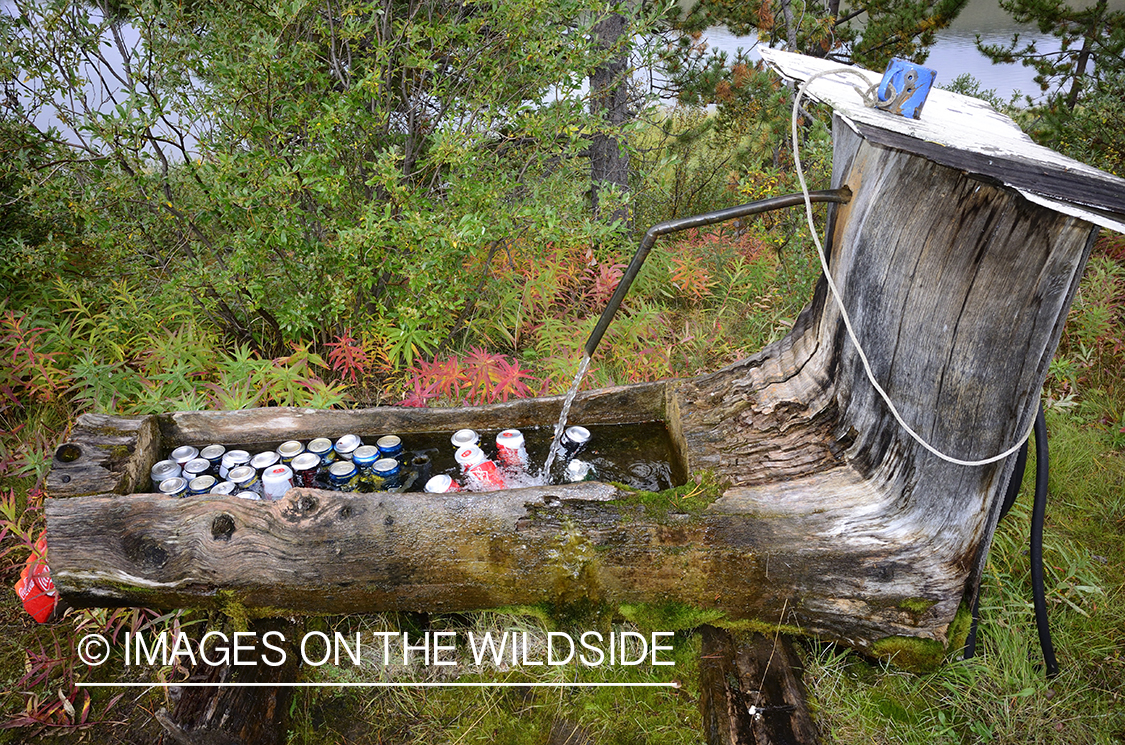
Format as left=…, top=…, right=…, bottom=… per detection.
left=540, top=353, right=592, bottom=480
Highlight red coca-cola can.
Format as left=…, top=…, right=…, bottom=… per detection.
left=424, top=474, right=462, bottom=493
left=16, top=540, right=58, bottom=623
left=495, top=429, right=527, bottom=469
left=455, top=445, right=506, bottom=491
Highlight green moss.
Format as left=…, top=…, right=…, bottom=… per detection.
left=612, top=470, right=726, bottom=521
left=869, top=636, right=945, bottom=674
left=944, top=599, right=973, bottom=655
left=217, top=590, right=251, bottom=633
left=617, top=601, right=727, bottom=632
left=720, top=618, right=807, bottom=637
left=898, top=597, right=937, bottom=615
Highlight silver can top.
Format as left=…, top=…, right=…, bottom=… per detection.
left=335, top=434, right=362, bottom=455
left=228, top=465, right=257, bottom=485
left=277, top=440, right=304, bottom=459
left=250, top=451, right=280, bottom=470
left=200, top=444, right=226, bottom=461
left=183, top=458, right=211, bottom=476
left=236, top=491, right=261, bottom=501
left=307, top=437, right=333, bottom=455
left=188, top=475, right=217, bottom=493
left=151, top=460, right=181, bottom=483
left=328, top=460, right=357, bottom=478
left=169, top=445, right=199, bottom=465
left=451, top=429, right=479, bottom=448
left=563, top=426, right=591, bottom=446
left=158, top=477, right=188, bottom=495
left=291, top=452, right=321, bottom=472
left=211, top=481, right=238, bottom=495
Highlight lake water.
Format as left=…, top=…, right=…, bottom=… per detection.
left=702, top=0, right=1125, bottom=103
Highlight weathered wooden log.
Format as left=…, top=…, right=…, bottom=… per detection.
left=698, top=626, right=819, bottom=745
left=47, top=413, right=160, bottom=498
left=43, top=52, right=1125, bottom=661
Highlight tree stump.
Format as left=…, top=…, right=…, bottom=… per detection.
left=43, top=53, right=1125, bottom=662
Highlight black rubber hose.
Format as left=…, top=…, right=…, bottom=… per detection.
left=1031, top=402, right=1060, bottom=678
left=964, top=402, right=1058, bottom=679
left=583, top=188, right=851, bottom=359
left=965, top=437, right=1027, bottom=658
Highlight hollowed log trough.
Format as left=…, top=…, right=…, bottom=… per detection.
left=44, top=50, right=1125, bottom=661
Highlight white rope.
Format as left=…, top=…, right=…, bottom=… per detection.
left=790, top=68, right=1037, bottom=467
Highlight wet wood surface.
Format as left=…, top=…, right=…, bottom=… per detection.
left=698, top=627, right=819, bottom=745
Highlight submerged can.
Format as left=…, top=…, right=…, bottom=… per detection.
left=228, top=465, right=261, bottom=496
left=235, top=491, right=261, bottom=501
left=424, top=474, right=461, bottom=494
left=565, top=459, right=596, bottom=483
left=327, top=460, right=359, bottom=491
left=200, top=444, right=226, bottom=472
left=376, top=435, right=403, bottom=459
left=220, top=450, right=251, bottom=480
left=335, top=434, right=362, bottom=461
left=261, top=465, right=294, bottom=500
left=450, top=429, right=479, bottom=449
left=291, top=452, right=321, bottom=489
left=188, top=475, right=218, bottom=496
left=307, top=438, right=336, bottom=466
left=151, top=459, right=181, bottom=487
left=455, top=445, right=506, bottom=491
left=250, top=450, right=280, bottom=472
left=169, top=445, right=199, bottom=466
left=495, top=429, right=527, bottom=469
left=158, top=476, right=188, bottom=498
left=372, top=458, right=402, bottom=489
left=277, top=440, right=305, bottom=465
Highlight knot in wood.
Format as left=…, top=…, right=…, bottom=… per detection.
left=211, top=513, right=236, bottom=542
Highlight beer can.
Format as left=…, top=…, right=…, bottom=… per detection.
left=151, top=459, right=181, bottom=487
left=291, top=452, right=322, bottom=488
left=182, top=458, right=212, bottom=480
left=455, top=445, right=506, bottom=490
left=200, top=444, right=226, bottom=472
left=307, top=438, right=336, bottom=466
left=277, top=440, right=304, bottom=465
left=261, top=465, right=294, bottom=501
left=451, top=429, right=479, bottom=449
left=228, top=465, right=261, bottom=495
left=353, top=445, right=380, bottom=470
left=560, top=426, right=590, bottom=455
left=220, top=450, right=251, bottom=479
left=495, top=429, right=527, bottom=469
left=158, top=477, right=189, bottom=498
left=376, top=435, right=403, bottom=458
left=565, top=459, right=596, bottom=483
left=169, top=445, right=199, bottom=466
left=236, top=491, right=261, bottom=501
left=250, top=450, right=280, bottom=471
left=424, top=474, right=461, bottom=493
left=327, top=460, right=358, bottom=491
left=335, top=434, right=362, bottom=461
left=212, top=481, right=238, bottom=496
left=373, top=458, right=402, bottom=489
left=188, top=474, right=218, bottom=496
